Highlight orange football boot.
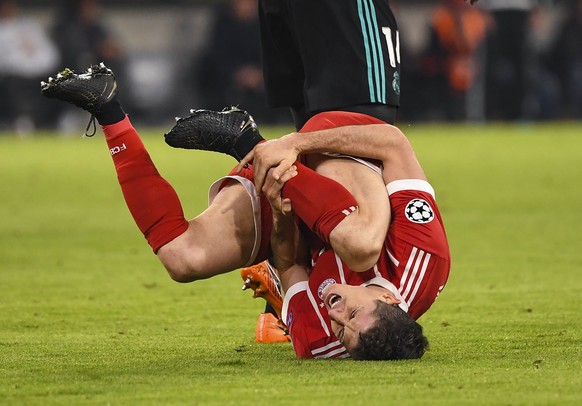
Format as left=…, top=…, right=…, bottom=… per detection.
left=254, top=313, right=290, bottom=343
left=241, top=261, right=290, bottom=343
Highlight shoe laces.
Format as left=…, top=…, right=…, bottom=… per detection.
left=84, top=115, right=97, bottom=137
left=265, top=261, right=283, bottom=297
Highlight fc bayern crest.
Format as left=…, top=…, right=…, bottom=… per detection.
left=318, top=278, right=336, bottom=300
left=405, top=199, right=434, bottom=224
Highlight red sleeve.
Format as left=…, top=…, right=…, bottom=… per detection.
left=388, top=189, right=450, bottom=260
left=385, top=184, right=451, bottom=319
left=285, top=291, right=314, bottom=358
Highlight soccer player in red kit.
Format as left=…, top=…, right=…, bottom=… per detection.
left=41, top=65, right=449, bottom=360
left=241, top=111, right=450, bottom=360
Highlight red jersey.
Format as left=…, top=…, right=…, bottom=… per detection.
left=282, top=179, right=450, bottom=358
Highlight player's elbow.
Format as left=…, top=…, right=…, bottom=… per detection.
left=377, top=124, right=415, bottom=163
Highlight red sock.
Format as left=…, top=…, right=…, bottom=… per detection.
left=102, top=116, right=189, bottom=252
left=282, top=162, right=357, bottom=244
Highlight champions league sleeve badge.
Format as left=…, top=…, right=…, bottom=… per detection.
left=405, top=199, right=435, bottom=224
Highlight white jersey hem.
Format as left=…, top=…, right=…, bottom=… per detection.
left=386, top=179, right=435, bottom=198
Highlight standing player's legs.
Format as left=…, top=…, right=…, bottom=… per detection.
left=259, top=0, right=401, bottom=126
left=258, top=0, right=307, bottom=130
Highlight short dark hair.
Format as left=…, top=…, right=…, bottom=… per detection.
left=349, top=300, right=429, bottom=360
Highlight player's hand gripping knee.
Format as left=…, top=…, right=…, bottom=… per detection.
left=237, top=135, right=300, bottom=195
left=263, top=166, right=297, bottom=216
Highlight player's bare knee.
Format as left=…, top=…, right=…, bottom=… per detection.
left=164, top=263, right=200, bottom=283
left=158, top=250, right=207, bottom=283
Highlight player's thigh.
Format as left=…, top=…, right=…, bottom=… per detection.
left=310, top=155, right=390, bottom=230
left=309, top=155, right=391, bottom=268
left=157, top=183, right=256, bottom=281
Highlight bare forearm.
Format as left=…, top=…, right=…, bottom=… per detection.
left=283, top=124, right=403, bottom=162
left=278, top=263, right=309, bottom=294
left=270, top=214, right=309, bottom=292
left=287, top=123, right=426, bottom=183
left=270, top=213, right=297, bottom=272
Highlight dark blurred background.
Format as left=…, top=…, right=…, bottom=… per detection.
left=0, top=0, right=580, bottom=134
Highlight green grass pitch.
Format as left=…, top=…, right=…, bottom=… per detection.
left=1, top=122, right=581, bottom=405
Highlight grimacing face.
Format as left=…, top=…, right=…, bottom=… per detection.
left=322, top=284, right=401, bottom=352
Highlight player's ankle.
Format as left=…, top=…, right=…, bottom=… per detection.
left=94, top=97, right=126, bottom=126
left=232, top=124, right=265, bottom=161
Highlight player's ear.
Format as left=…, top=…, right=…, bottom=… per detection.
left=379, top=292, right=401, bottom=305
